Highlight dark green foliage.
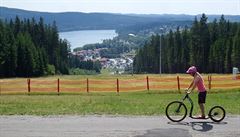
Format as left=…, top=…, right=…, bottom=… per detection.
left=133, top=35, right=159, bottom=73
left=69, top=68, right=98, bottom=75
left=134, top=14, right=240, bottom=74
left=2, top=28, right=17, bottom=77
left=68, top=55, right=102, bottom=74
left=16, top=33, right=37, bottom=77
left=181, top=27, right=190, bottom=71
left=0, top=16, right=70, bottom=77
left=167, top=30, right=175, bottom=73
left=46, top=64, right=56, bottom=75
left=93, top=60, right=102, bottom=73
left=232, top=27, right=240, bottom=69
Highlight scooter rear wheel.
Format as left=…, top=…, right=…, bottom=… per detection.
left=209, top=106, right=225, bottom=122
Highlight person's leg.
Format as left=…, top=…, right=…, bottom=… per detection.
left=199, top=103, right=205, bottom=117
left=198, top=91, right=206, bottom=118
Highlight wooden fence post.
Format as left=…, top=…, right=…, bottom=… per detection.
left=117, top=78, right=119, bottom=94
left=177, top=76, right=180, bottom=93
left=57, top=78, right=60, bottom=95
left=146, top=76, right=149, bottom=91
left=28, top=79, right=31, bottom=95
left=87, top=78, right=89, bottom=93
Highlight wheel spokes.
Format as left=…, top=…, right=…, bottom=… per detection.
left=209, top=106, right=225, bottom=122
left=166, top=101, right=187, bottom=122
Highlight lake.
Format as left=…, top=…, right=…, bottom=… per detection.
left=59, top=30, right=118, bottom=51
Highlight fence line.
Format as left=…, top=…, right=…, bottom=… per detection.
left=0, top=75, right=239, bottom=94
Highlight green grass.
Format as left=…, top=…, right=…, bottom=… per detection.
left=0, top=90, right=239, bottom=115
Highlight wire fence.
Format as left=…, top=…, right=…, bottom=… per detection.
left=0, top=75, right=239, bottom=95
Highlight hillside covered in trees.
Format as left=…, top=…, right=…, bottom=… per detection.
left=2, top=7, right=240, bottom=32
left=0, top=16, right=103, bottom=77
left=133, top=14, right=240, bottom=74
left=0, top=16, right=70, bottom=77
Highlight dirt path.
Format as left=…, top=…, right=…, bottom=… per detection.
left=0, top=115, right=239, bottom=137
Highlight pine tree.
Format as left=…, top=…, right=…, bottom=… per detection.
left=231, top=26, right=240, bottom=69
left=16, top=33, right=37, bottom=77
left=5, top=36, right=17, bottom=77
left=209, top=19, right=218, bottom=44
left=208, top=19, right=218, bottom=72
left=212, top=39, right=225, bottom=73
left=199, top=13, right=210, bottom=72
left=224, top=39, right=232, bottom=73
left=208, top=43, right=215, bottom=73
left=16, top=33, right=27, bottom=77
left=14, top=16, right=21, bottom=36
left=181, top=27, right=190, bottom=72
left=38, top=17, right=46, bottom=48
left=218, top=15, right=227, bottom=39
left=190, top=17, right=200, bottom=68
left=161, top=35, right=167, bottom=73
left=152, top=34, right=160, bottom=73
left=0, top=20, right=6, bottom=77
left=167, top=30, right=174, bottom=73
left=174, top=27, right=182, bottom=72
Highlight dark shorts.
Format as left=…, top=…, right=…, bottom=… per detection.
left=198, top=91, right=207, bottom=104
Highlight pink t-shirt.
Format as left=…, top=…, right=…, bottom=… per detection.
left=195, top=75, right=206, bottom=92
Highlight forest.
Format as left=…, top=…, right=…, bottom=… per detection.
left=0, top=16, right=71, bottom=77
left=133, top=14, right=240, bottom=74
left=0, top=16, right=101, bottom=77
left=1, top=14, right=239, bottom=77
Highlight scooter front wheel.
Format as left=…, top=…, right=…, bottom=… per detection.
left=166, top=101, right=187, bottom=122
left=208, top=106, right=225, bottom=122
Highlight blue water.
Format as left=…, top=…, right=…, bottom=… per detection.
left=59, top=30, right=118, bottom=51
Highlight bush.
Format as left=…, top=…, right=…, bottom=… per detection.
left=46, top=64, right=55, bottom=75
left=69, top=68, right=98, bottom=75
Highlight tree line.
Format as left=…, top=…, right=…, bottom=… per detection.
left=0, top=16, right=70, bottom=77
left=133, top=14, right=240, bottom=74
left=68, top=55, right=102, bottom=73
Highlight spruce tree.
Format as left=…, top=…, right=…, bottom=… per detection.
left=174, top=27, right=182, bottom=72
left=167, top=30, right=175, bottom=73
left=190, top=17, right=200, bottom=68
left=199, top=13, right=210, bottom=72
left=181, top=27, right=190, bottom=72
left=232, top=27, right=240, bottom=69
left=224, top=39, right=232, bottom=73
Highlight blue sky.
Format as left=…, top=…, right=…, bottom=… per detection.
left=1, top=0, right=240, bottom=15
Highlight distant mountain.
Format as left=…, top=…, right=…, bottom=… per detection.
left=127, top=13, right=240, bottom=22
left=1, top=7, right=240, bottom=32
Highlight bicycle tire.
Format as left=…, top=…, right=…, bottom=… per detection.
left=209, top=106, right=226, bottom=122
left=166, top=101, right=187, bottom=122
